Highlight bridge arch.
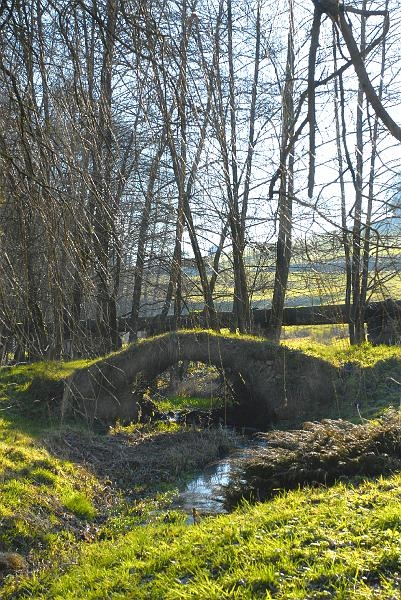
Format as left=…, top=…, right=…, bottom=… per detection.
left=62, top=332, right=336, bottom=428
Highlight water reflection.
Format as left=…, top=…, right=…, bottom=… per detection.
left=174, top=458, right=233, bottom=515
left=172, top=434, right=265, bottom=519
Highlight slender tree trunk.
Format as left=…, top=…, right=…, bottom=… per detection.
left=333, top=37, right=352, bottom=341
left=130, top=142, right=166, bottom=340
left=226, top=0, right=249, bottom=332
left=360, top=0, right=388, bottom=338
left=350, top=4, right=367, bottom=345
left=92, top=0, right=119, bottom=354
left=156, top=1, right=219, bottom=328
left=267, top=0, right=295, bottom=342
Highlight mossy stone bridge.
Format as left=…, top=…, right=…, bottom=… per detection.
left=63, top=331, right=337, bottom=428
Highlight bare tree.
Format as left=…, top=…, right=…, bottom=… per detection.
left=266, top=0, right=295, bottom=342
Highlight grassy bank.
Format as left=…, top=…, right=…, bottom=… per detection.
left=1, top=341, right=401, bottom=598
left=7, top=473, right=401, bottom=599
left=0, top=359, right=237, bottom=597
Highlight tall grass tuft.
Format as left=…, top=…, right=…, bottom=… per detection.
left=62, top=491, right=97, bottom=521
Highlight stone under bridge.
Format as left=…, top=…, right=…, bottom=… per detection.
left=62, top=331, right=338, bottom=428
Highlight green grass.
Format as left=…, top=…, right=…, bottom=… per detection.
left=62, top=491, right=97, bottom=521
left=157, top=395, right=223, bottom=412
left=8, top=475, right=401, bottom=599
left=0, top=358, right=97, bottom=383
left=283, top=335, right=401, bottom=368
left=0, top=361, right=108, bottom=585
left=2, top=341, right=401, bottom=597
left=0, top=415, right=101, bottom=566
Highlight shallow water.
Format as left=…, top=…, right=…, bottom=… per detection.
left=173, top=438, right=263, bottom=518
left=173, top=458, right=232, bottom=515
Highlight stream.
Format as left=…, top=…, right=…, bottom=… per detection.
left=173, top=458, right=232, bottom=515
left=172, top=437, right=262, bottom=519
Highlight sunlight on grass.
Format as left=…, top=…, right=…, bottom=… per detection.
left=284, top=337, right=401, bottom=368
left=0, top=358, right=96, bottom=382
left=2, top=341, right=401, bottom=598
left=62, top=491, right=97, bottom=521
left=10, top=474, right=401, bottom=599
left=157, top=395, right=222, bottom=412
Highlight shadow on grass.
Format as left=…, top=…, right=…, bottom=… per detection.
left=334, top=355, right=401, bottom=420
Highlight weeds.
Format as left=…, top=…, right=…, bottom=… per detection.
left=225, top=410, right=401, bottom=507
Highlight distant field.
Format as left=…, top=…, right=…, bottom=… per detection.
left=281, top=323, right=349, bottom=344
left=160, top=268, right=401, bottom=314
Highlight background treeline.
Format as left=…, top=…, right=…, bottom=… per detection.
left=0, top=0, right=401, bottom=361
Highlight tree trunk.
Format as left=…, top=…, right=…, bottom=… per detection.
left=267, top=0, right=295, bottom=342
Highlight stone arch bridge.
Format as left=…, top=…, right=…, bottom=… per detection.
left=62, top=332, right=337, bottom=428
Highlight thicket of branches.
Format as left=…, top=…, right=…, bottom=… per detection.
left=0, top=0, right=400, bottom=361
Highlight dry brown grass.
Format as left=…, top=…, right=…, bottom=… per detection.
left=225, top=411, right=401, bottom=507
left=45, top=425, right=238, bottom=495
left=0, top=552, right=27, bottom=575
